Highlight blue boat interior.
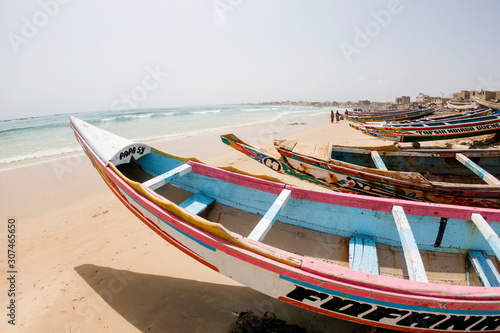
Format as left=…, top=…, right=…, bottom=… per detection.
left=330, top=149, right=500, bottom=182
left=113, top=148, right=500, bottom=287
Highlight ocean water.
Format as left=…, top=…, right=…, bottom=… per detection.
left=0, top=105, right=333, bottom=171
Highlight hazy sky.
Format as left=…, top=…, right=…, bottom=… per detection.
left=1, top=0, right=500, bottom=120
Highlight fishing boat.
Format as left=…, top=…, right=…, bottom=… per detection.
left=71, top=117, right=500, bottom=332
left=347, top=108, right=434, bottom=123
left=473, top=96, right=500, bottom=110
left=365, top=107, right=493, bottom=128
left=350, top=112, right=500, bottom=143
left=447, top=101, right=478, bottom=110
left=221, top=133, right=500, bottom=208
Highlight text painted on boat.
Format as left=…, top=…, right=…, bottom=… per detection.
left=285, top=285, right=500, bottom=331
left=119, top=146, right=146, bottom=160
left=415, top=122, right=500, bottom=136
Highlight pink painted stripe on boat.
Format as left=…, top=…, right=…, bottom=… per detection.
left=188, top=160, right=286, bottom=195
left=286, top=184, right=500, bottom=222
left=298, top=261, right=499, bottom=309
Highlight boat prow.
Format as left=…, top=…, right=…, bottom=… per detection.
left=70, top=116, right=152, bottom=166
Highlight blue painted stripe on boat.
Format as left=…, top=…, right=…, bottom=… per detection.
left=279, top=275, right=500, bottom=315
left=116, top=181, right=216, bottom=252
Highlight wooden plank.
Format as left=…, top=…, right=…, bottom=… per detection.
left=468, top=251, right=500, bottom=287
left=392, top=205, right=428, bottom=282
left=248, top=189, right=292, bottom=242
left=471, top=213, right=500, bottom=261
left=292, top=142, right=316, bottom=158
left=370, top=150, right=388, bottom=171
left=312, top=143, right=331, bottom=161
left=456, top=153, right=500, bottom=185
left=179, top=192, right=215, bottom=215
left=142, top=164, right=192, bottom=190
left=326, top=141, right=333, bottom=161
left=349, top=236, right=379, bottom=275
left=280, top=139, right=297, bottom=151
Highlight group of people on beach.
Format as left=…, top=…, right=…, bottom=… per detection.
left=330, top=110, right=343, bottom=123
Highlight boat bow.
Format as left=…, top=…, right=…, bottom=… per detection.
left=70, top=116, right=152, bottom=166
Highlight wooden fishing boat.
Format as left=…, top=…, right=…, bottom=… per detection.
left=348, top=108, right=428, bottom=116
left=347, top=108, right=434, bottom=123
left=365, top=107, right=493, bottom=128
left=350, top=113, right=500, bottom=143
left=473, top=96, right=500, bottom=110
left=447, top=101, right=478, bottom=110
left=71, top=117, right=500, bottom=332
left=221, top=134, right=500, bottom=208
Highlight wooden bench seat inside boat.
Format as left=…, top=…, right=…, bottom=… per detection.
left=349, top=236, right=379, bottom=275
left=248, top=189, right=292, bottom=242
left=142, top=163, right=192, bottom=190
left=179, top=192, right=215, bottom=215
left=467, top=250, right=500, bottom=287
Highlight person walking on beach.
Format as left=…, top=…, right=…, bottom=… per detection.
left=335, top=110, right=340, bottom=123
left=330, top=110, right=334, bottom=123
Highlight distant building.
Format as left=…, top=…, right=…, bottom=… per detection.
left=452, top=90, right=500, bottom=101
left=416, top=93, right=428, bottom=103
left=452, top=90, right=470, bottom=101
left=395, top=96, right=410, bottom=106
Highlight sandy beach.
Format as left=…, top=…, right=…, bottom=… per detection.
left=1, top=117, right=390, bottom=333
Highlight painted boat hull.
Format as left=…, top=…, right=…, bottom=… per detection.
left=348, top=108, right=434, bottom=123
left=221, top=134, right=500, bottom=208
left=447, top=102, right=478, bottom=110
left=350, top=114, right=500, bottom=142
left=474, top=97, right=500, bottom=110
left=72, top=118, right=500, bottom=332
left=365, top=108, right=493, bottom=128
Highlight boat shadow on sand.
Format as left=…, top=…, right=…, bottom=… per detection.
left=74, top=264, right=402, bottom=333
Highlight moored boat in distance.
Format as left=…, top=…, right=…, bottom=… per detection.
left=347, top=108, right=434, bottom=123
left=363, top=107, right=493, bottom=128
left=221, top=133, right=500, bottom=208
left=71, top=117, right=500, bottom=332
left=350, top=112, right=500, bottom=142
left=474, top=96, right=500, bottom=110
left=447, top=101, right=478, bottom=110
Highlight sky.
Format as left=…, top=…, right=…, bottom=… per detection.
left=1, top=0, right=500, bottom=120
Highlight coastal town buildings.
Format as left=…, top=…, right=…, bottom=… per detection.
left=250, top=90, right=500, bottom=109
